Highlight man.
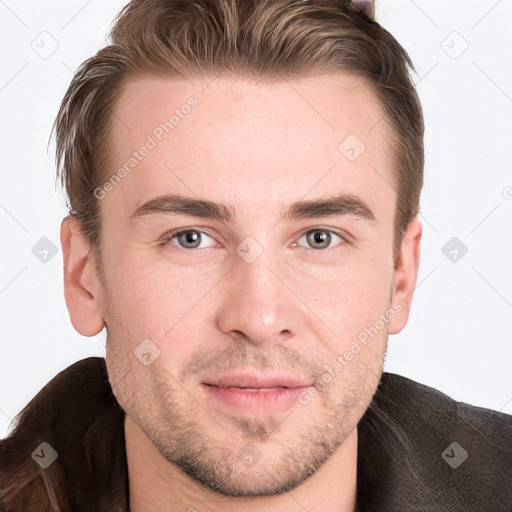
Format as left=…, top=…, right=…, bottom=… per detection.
left=1, top=0, right=511, bottom=510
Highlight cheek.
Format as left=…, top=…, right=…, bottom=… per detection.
left=106, top=254, right=220, bottom=322
left=289, top=254, right=393, bottom=342
left=102, top=257, right=224, bottom=379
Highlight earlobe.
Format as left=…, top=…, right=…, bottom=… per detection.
left=60, top=216, right=105, bottom=336
left=388, top=218, right=422, bottom=335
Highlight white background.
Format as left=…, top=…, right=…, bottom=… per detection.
left=1, top=0, right=511, bottom=439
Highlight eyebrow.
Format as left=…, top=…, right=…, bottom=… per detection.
left=130, top=193, right=376, bottom=225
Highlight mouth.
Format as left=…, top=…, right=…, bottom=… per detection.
left=201, top=372, right=314, bottom=414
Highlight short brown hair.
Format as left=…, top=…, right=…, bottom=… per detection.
left=52, top=0, right=424, bottom=267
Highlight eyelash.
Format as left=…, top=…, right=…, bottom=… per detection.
left=159, top=227, right=348, bottom=254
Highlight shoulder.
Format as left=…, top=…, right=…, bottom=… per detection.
left=378, top=372, right=512, bottom=449
left=378, top=371, right=511, bottom=432
left=1, top=357, right=117, bottom=447
left=357, top=372, right=512, bottom=511
left=0, top=357, right=128, bottom=511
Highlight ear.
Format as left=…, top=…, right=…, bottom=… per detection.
left=388, top=218, right=422, bottom=335
left=60, top=215, right=105, bottom=336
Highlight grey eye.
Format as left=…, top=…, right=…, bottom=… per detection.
left=163, top=229, right=218, bottom=251
left=176, top=230, right=203, bottom=249
left=306, top=230, right=332, bottom=249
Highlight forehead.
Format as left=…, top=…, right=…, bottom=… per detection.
left=107, top=74, right=394, bottom=222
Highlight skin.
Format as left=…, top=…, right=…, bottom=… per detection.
left=61, top=74, right=422, bottom=511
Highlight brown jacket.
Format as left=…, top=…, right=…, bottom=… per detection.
left=1, top=357, right=511, bottom=511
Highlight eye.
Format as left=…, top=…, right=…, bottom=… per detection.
left=161, top=229, right=218, bottom=250
left=160, top=227, right=347, bottom=252
left=293, top=229, right=346, bottom=251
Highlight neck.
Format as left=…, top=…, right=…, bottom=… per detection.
left=125, top=415, right=358, bottom=512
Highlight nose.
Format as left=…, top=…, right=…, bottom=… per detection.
left=215, top=251, right=305, bottom=346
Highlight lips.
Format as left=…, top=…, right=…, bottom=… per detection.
left=203, top=371, right=313, bottom=390
left=201, top=371, right=315, bottom=415
left=202, top=384, right=311, bottom=415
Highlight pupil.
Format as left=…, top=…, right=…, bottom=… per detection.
left=310, top=231, right=330, bottom=248
left=181, top=231, right=200, bottom=247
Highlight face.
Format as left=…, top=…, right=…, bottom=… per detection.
left=64, top=74, right=420, bottom=496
